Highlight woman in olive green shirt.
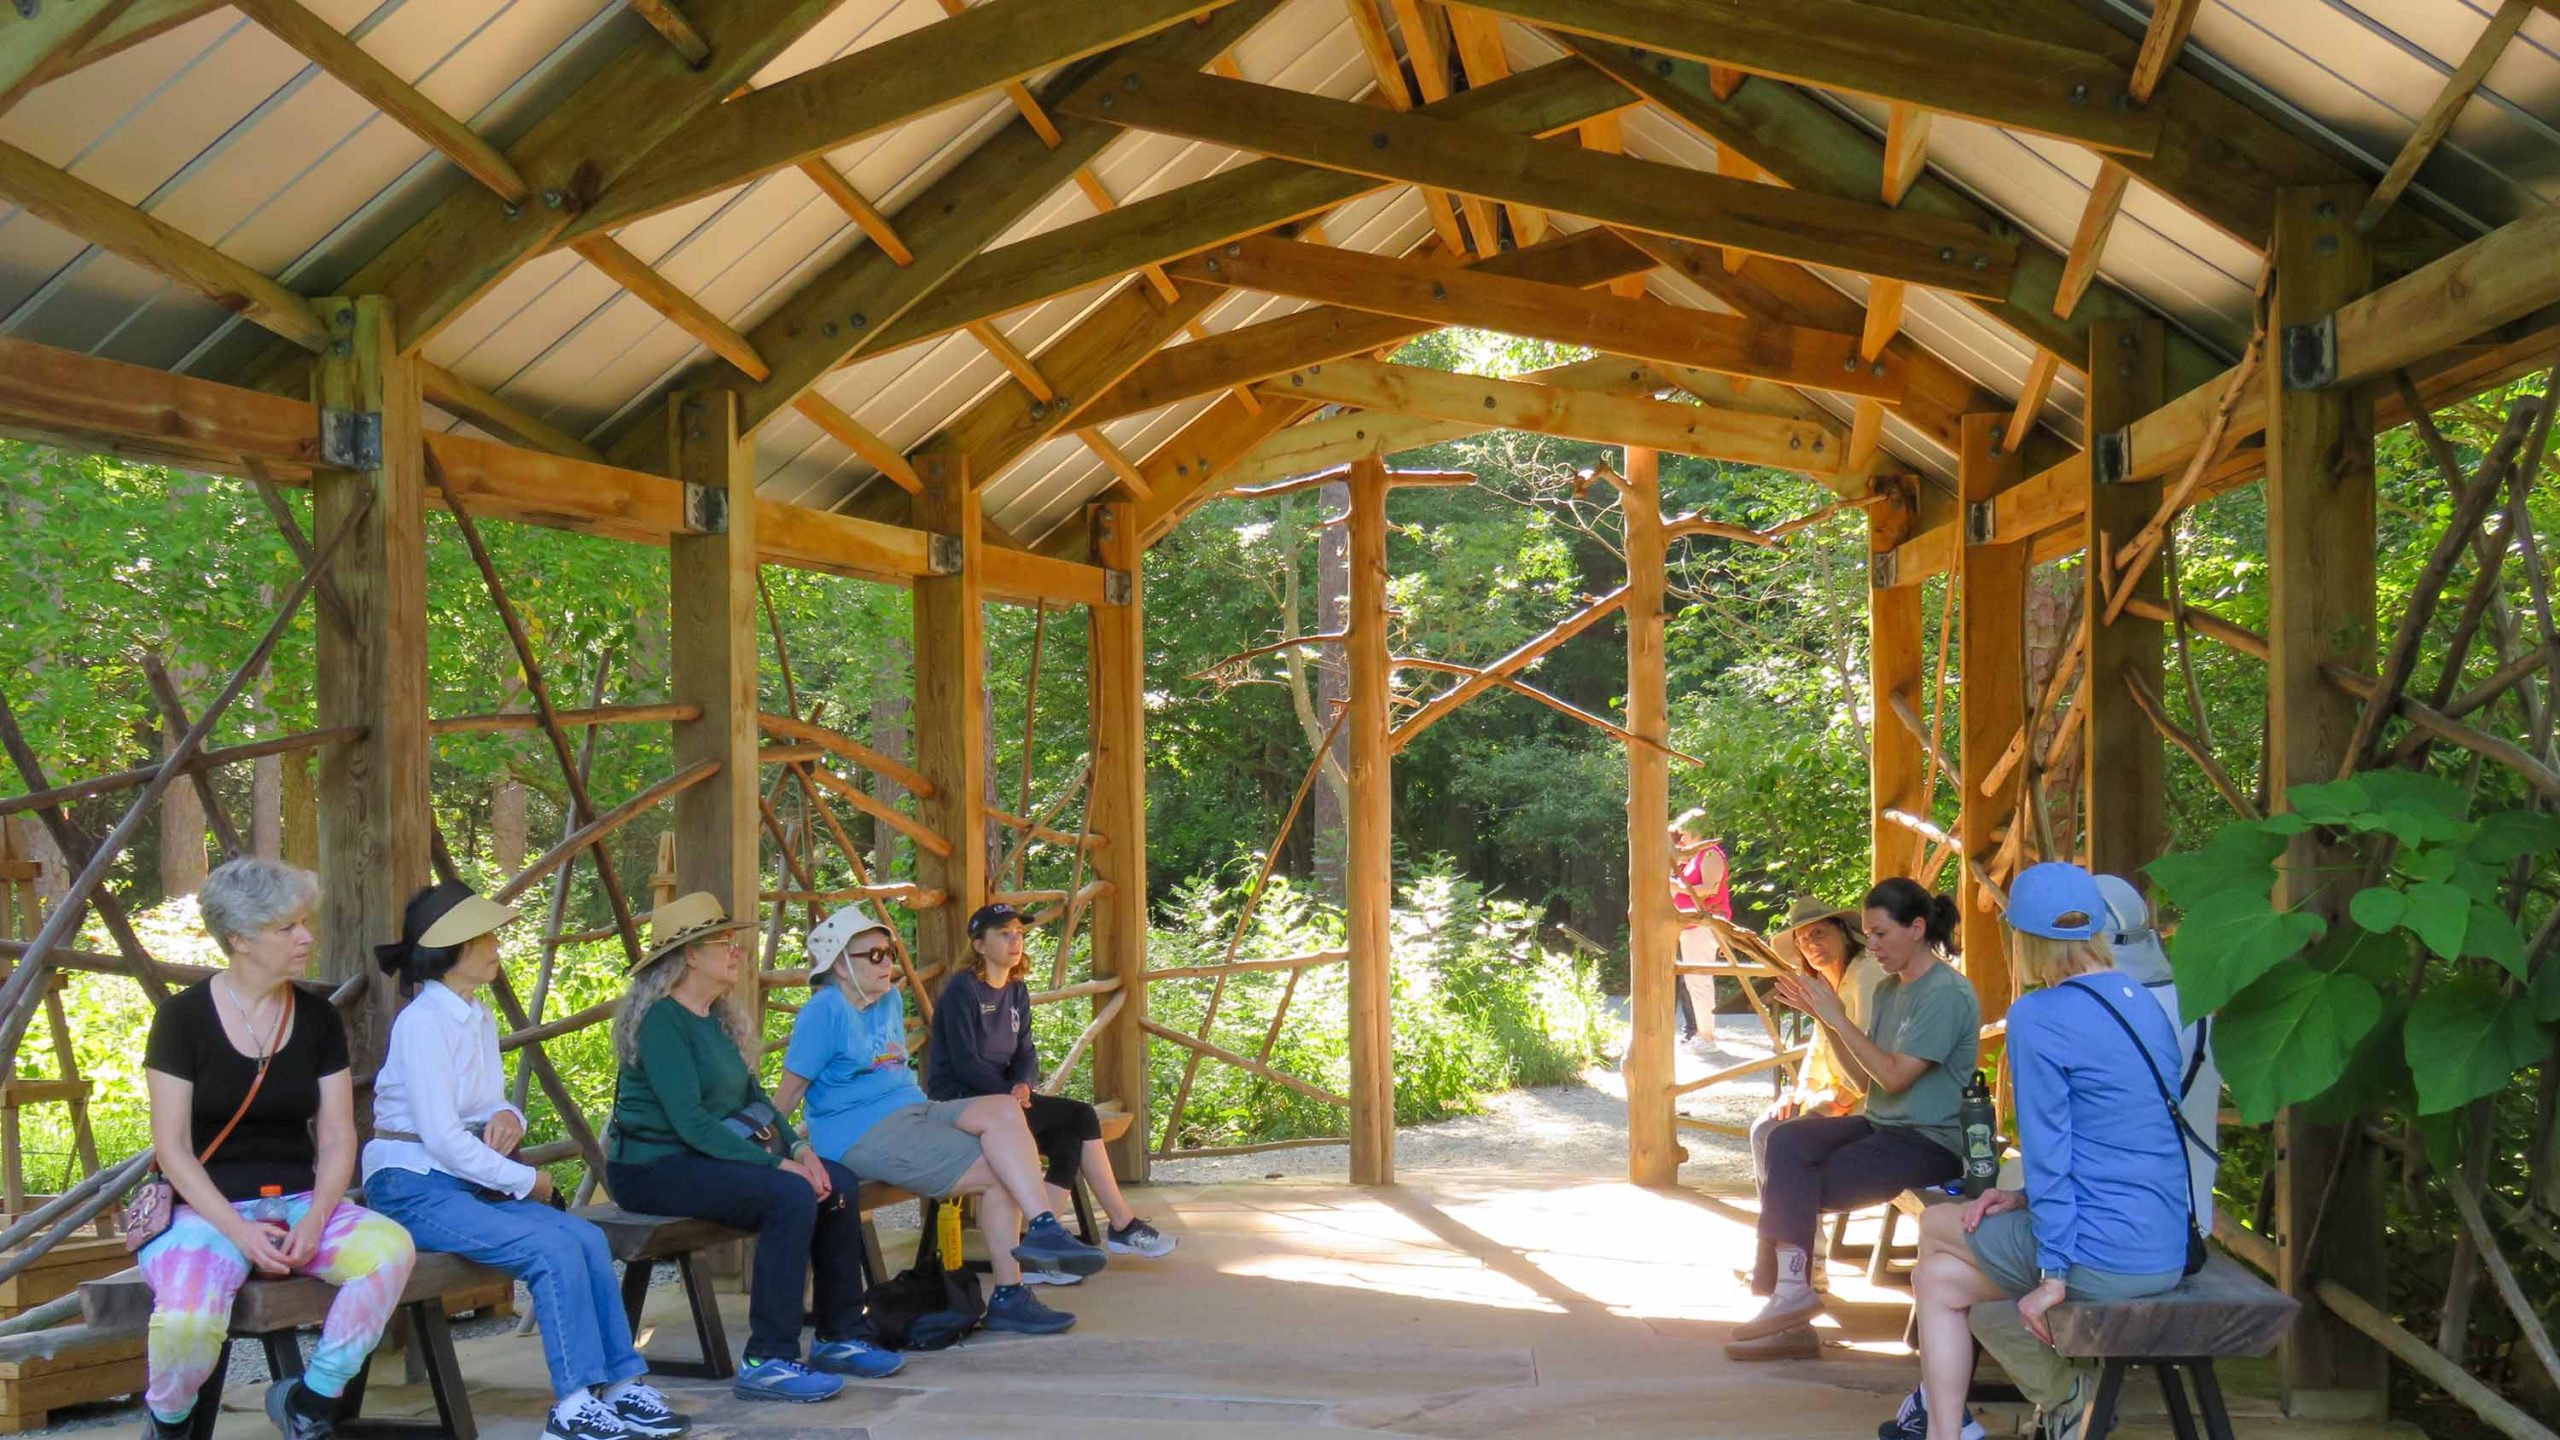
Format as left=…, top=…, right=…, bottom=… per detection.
left=605, top=894, right=901, bottom=1402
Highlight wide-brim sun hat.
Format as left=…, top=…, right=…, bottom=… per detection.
left=634, top=891, right=754, bottom=971
left=2094, top=873, right=2174, bottom=984
left=1770, top=897, right=1862, bottom=967
left=376, top=880, right=519, bottom=976
left=806, top=902, right=894, bottom=974
left=2006, top=862, right=2108, bottom=941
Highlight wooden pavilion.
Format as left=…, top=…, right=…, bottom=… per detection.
left=1, top=0, right=2558, bottom=1433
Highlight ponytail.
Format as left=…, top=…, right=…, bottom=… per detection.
left=1864, top=876, right=1958, bottom=952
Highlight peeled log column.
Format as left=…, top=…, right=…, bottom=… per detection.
left=1345, top=457, right=1395, bottom=1186
left=2082, top=319, right=2168, bottom=881
left=1624, top=446, right=1680, bottom=1187
left=1086, top=502, right=1152, bottom=1180
left=1956, top=415, right=2024, bottom=1021
left=1869, top=478, right=1924, bottom=882
left=669, top=391, right=762, bottom=1014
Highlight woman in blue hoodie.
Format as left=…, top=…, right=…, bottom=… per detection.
left=1884, top=864, right=2196, bottom=1440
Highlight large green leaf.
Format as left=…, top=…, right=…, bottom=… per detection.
left=2284, top=778, right=2372, bottom=825
left=2467, top=810, right=2560, bottom=867
left=2401, top=880, right=2471, bottom=959
left=2405, top=981, right=2551, bottom=1114
left=2147, top=824, right=2286, bottom=912
left=2532, top=956, right=2560, bottom=1024
left=2302, top=1012, right=2412, bottom=1124
left=2355, top=769, right=2472, bottom=825
left=2218, top=963, right=2385, bottom=1124
left=2168, top=888, right=2328, bottom=1020
left=2305, top=923, right=2406, bottom=985
left=2347, top=886, right=2405, bottom=935
left=2463, top=904, right=2529, bottom=981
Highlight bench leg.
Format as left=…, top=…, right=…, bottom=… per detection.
left=2082, top=1359, right=2128, bottom=1440
left=1869, top=1207, right=1901, bottom=1284
left=2189, top=1360, right=2237, bottom=1440
left=1071, top=1177, right=1100, bottom=1247
left=315, top=1302, right=476, bottom=1440
left=2153, top=1363, right=2200, bottom=1440
left=676, top=1252, right=736, bottom=1380
left=186, top=1338, right=235, bottom=1440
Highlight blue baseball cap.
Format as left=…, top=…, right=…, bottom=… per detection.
left=2006, top=862, right=2107, bottom=940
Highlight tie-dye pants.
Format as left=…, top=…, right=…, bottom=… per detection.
left=136, top=1194, right=416, bottom=1424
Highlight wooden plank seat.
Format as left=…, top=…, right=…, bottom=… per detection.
left=79, top=1250, right=493, bottom=1440
left=2041, top=1255, right=2299, bottom=1440
left=576, top=1180, right=914, bottom=1380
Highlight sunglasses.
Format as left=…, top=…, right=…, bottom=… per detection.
left=843, top=945, right=895, bottom=966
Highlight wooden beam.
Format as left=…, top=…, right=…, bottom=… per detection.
left=232, top=0, right=527, bottom=202
left=2266, top=187, right=2386, bottom=1415
left=1955, top=413, right=2021, bottom=1021
left=1390, top=0, right=1501, bottom=256
left=1217, top=355, right=1661, bottom=490
left=311, top=296, right=429, bottom=1073
left=64, top=0, right=218, bottom=72
left=1869, top=479, right=1924, bottom=879
left=1557, top=36, right=2224, bottom=397
left=1462, top=0, right=2163, bottom=154
left=1084, top=228, right=1653, bottom=424
left=1170, top=235, right=1904, bottom=399
left=2357, top=0, right=2534, bottom=236
left=1256, top=358, right=1841, bottom=472
left=1880, top=104, right=1930, bottom=207
left=2005, top=349, right=2060, bottom=456
left=422, top=363, right=602, bottom=463
left=668, top=390, right=761, bottom=1009
left=0, top=0, right=136, bottom=114
left=2054, top=161, right=2131, bottom=322
left=0, top=139, right=326, bottom=351
left=2129, top=0, right=2203, bottom=102
left=566, top=0, right=1229, bottom=241
left=571, top=235, right=769, bottom=378
left=2080, top=319, right=2166, bottom=884
left=1057, top=64, right=2018, bottom=297
left=1445, top=5, right=1548, bottom=244
left=1622, top=444, right=1677, bottom=1186
left=625, top=0, right=711, bottom=64
left=1086, top=502, right=1152, bottom=1179
left=1341, top=0, right=1470, bottom=255
left=600, top=1, right=1284, bottom=466
left=1344, top=456, right=1394, bottom=1185
left=910, top=453, right=988, bottom=973
left=791, top=394, right=922, bottom=495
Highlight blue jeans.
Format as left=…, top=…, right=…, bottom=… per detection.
left=608, top=1152, right=867, bottom=1364
left=364, top=1167, right=645, bottom=1399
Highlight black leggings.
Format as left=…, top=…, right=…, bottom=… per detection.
left=1023, top=1093, right=1102, bottom=1190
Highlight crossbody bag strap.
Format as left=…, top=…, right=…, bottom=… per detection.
left=2059, top=979, right=2219, bottom=1163
left=197, top=986, right=293, bottom=1167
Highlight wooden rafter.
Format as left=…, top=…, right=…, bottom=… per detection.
left=1057, top=62, right=2018, bottom=297
left=232, top=0, right=526, bottom=202
left=1444, top=5, right=1548, bottom=244
left=2357, top=0, right=2535, bottom=235
left=0, top=0, right=137, bottom=114
left=1340, top=0, right=1471, bottom=254
left=2053, top=160, right=2132, bottom=322
left=1169, top=235, right=1907, bottom=399
left=624, top=0, right=711, bottom=64
left=563, top=0, right=1231, bottom=241
left=598, top=0, right=1285, bottom=468
left=62, top=0, right=218, bottom=73
left=1456, top=0, right=2163, bottom=153
left=1389, top=0, right=1501, bottom=256
left=1254, top=358, right=1841, bottom=473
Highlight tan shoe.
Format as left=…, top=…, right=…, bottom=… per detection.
left=1723, top=1323, right=1821, bottom=1361
left=1730, top=1289, right=1827, bottom=1341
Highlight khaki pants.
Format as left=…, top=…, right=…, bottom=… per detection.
left=1676, top=923, right=1720, bottom=1037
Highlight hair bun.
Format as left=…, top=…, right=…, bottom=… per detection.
left=373, top=939, right=416, bottom=978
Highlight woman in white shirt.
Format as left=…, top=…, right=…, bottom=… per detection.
left=363, top=882, right=692, bottom=1440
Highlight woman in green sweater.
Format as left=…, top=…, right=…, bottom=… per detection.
left=604, top=894, right=902, bottom=1404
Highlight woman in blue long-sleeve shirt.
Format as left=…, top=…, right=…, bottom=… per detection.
left=929, top=903, right=1175, bottom=1267
left=1884, top=864, right=2194, bottom=1440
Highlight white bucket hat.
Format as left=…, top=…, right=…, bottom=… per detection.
left=2096, top=873, right=2174, bottom=984
left=806, top=902, right=894, bottom=975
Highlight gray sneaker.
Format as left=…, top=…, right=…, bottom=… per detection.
left=1106, top=1217, right=1177, bottom=1258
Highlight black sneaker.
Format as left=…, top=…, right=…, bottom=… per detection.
left=1877, top=1387, right=1985, bottom=1440
left=139, top=1416, right=190, bottom=1440
left=264, top=1378, right=338, bottom=1440
left=982, top=1282, right=1076, bottom=1334
left=543, top=1392, right=634, bottom=1440
left=605, top=1381, right=692, bottom=1437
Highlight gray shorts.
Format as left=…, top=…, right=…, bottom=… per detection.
left=1966, top=1208, right=2184, bottom=1301
left=841, top=1099, right=982, bottom=1197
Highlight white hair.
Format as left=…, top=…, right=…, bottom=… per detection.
left=613, top=949, right=759, bottom=1067
left=198, top=858, right=318, bottom=956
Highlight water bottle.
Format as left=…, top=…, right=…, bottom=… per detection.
left=936, top=1199, right=965, bottom=1271
left=1959, top=1070, right=1999, bottom=1197
left=245, top=1184, right=292, bottom=1227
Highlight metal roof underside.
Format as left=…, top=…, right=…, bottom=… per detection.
left=5, top=0, right=2558, bottom=546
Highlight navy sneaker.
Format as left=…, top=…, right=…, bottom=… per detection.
left=811, top=1336, right=907, bottom=1379
left=731, top=1356, right=844, bottom=1403
left=1012, top=1212, right=1107, bottom=1277
left=1106, top=1217, right=1177, bottom=1258
left=264, top=1378, right=338, bottom=1440
left=1877, top=1387, right=1986, bottom=1440
left=982, top=1282, right=1076, bottom=1335
left=603, top=1381, right=691, bottom=1437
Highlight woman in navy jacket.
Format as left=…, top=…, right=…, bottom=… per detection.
left=928, top=904, right=1175, bottom=1270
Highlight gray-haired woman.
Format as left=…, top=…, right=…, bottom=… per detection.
left=139, top=858, right=416, bottom=1440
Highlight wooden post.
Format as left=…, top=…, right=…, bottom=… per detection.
left=1086, top=502, right=1151, bottom=1180
left=1869, top=477, right=1924, bottom=882
left=912, top=454, right=988, bottom=981
left=311, top=296, right=428, bottom=1073
left=2083, top=319, right=2168, bottom=883
left=668, top=391, right=760, bottom=1012
left=2266, top=185, right=2387, bottom=1419
left=1956, top=413, right=2023, bottom=1021
left=1343, top=456, right=1396, bottom=1185
left=1623, top=446, right=1680, bottom=1187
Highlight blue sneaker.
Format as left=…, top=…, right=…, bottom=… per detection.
left=1011, top=1212, right=1107, bottom=1277
left=982, top=1282, right=1076, bottom=1335
left=731, top=1356, right=844, bottom=1403
left=810, top=1337, right=907, bottom=1379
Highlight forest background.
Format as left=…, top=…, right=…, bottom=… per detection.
left=1, top=331, right=2554, bottom=1419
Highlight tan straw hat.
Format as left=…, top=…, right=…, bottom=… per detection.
left=418, top=891, right=520, bottom=949
left=634, top=892, right=753, bottom=971
left=1771, top=897, right=1862, bottom=967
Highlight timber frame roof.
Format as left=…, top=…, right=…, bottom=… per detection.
left=4, top=0, right=2559, bottom=563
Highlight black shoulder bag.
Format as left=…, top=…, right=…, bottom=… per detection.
left=860, top=1206, right=985, bottom=1350
left=2058, top=979, right=2217, bottom=1277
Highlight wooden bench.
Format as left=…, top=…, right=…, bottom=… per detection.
left=80, top=1251, right=494, bottom=1440
left=915, top=1102, right=1138, bottom=1264
left=2043, top=1255, right=2299, bottom=1440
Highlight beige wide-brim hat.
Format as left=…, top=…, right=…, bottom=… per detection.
left=632, top=891, right=754, bottom=971
left=1770, top=897, right=1862, bottom=968
left=418, top=892, right=520, bottom=949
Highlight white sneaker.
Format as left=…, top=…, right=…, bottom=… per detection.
left=1019, top=1266, right=1083, bottom=1286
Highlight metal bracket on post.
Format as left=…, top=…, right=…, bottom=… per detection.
left=318, top=409, right=382, bottom=470
left=2092, top=427, right=2132, bottom=486
left=2281, top=313, right=2338, bottom=391
left=1869, top=550, right=1898, bottom=589
left=1103, top=569, right=1133, bottom=607
left=927, top=533, right=964, bottom=576
left=680, top=482, right=728, bottom=536
left=1965, top=500, right=1997, bottom=546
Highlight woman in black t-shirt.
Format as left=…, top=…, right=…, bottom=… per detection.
left=137, top=859, right=415, bottom=1440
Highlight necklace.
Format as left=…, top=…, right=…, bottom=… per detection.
left=215, top=973, right=286, bottom=1061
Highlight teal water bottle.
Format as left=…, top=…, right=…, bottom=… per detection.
left=1959, top=1070, right=1999, bottom=1197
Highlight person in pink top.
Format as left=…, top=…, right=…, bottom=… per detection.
left=1669, top=812, right=1732, bottom=1042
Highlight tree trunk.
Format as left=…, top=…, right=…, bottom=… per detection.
left=1313, top=479, right=1351, bottom=903
left=282, top=751, right=318, bottom=872
left=490, top=772, right=528, bottom=875
left=871, top=631, right=912, bottom=877
left=19, top=815, right=67, bottom=913
left=156, top=706, right=207, bottom=899
left=252, top=754, right=283, bottom=859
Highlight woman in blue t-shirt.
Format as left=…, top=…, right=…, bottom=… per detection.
left=772, top=903, right=1107, bottom=1336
